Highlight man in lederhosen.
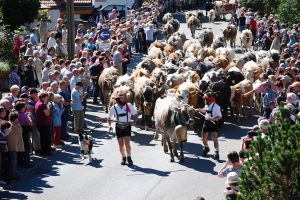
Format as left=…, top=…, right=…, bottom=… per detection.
left=198, top=92, right=222, bottom=160
left=107, top=91, right=138, bottom=166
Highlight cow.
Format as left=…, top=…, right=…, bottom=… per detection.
left=137, top=59, right=157, bottom=74
left=162, top=12, right=173, bottom=24
left=230, top=79, right=254, bottom=121
left=166, top=73, right=185, bottom=88
left=182, top=56, right=199, bottom=70
left=168, top=18, right=180, bottom=32
left=177, top=82, right=204, bottom=109
left=185, top=11, right=195, bottom=22
left=214, top=1, right=236, bottom=20
left=198, top=47, right=216, bottom=61
left=130, top=68, right=151, bottom=81
left=109, top=85, right=135, bottom=109
left=172, top=31, right=187, bottom=44
left=187, top=15, right=202, bottom=38
left=148, top=46, right=165, bottom=60
left=213, top=55, right=230, bottom=69
left=200, top=29, right=214, bottom=48
left=154, top=93, right=194, bottom=162
left=98, top=66, right=119, bottom=113
left=163, top=23, right=175, bottom=40
left=208, top=9, right=216, bottom=23
left=168, top=35, right=183, bottom=50
left=236, top=52, right=257, bottom=69
left=133, top=76, right=156, bottom=126
left=242, top=61, right=263, bottom=83
left=240, top=29, right=253, bottom=53
left=195, top=10, right=204, bottom=28
left=216, top=47, right=235, bottom=62
left=149, top=40, right=165, bottom=51
left=223, top=25, right=237, bottom=48
left=212, top=35, right=226, bottom=49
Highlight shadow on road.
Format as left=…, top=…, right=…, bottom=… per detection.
left=127, top=165, right=171, bottom=177
left=131, top=131, right=156, bottom=146
left=179, top=156, right=217, bottom=175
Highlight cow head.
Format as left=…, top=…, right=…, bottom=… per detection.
left=178, top=104, right=194, bottom=126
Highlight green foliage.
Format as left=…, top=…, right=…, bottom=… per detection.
left=240, top=0, right=280, bottom=15
left=238, top=110, right=300, bottom=200
left=0, top=27, right=17, bottom=68
left=276, top=0, right=300, bottom=26
left=0, top=0, right=41, bottom=31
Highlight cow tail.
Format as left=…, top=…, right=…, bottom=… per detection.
left=165, top=109, right=173, bottom=129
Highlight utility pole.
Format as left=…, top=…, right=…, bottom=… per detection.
left=66, top=0, right=75, bottom=60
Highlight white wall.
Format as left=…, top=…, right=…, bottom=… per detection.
left=48, top=9, right=60, bottom=31
left=93, top=0, right=135, bottom=8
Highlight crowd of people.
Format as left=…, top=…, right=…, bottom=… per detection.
left=0, top=0, right=299, bottom=199
left=0, top=0, right=164, bottom=187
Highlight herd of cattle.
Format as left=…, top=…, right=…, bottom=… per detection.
left=97, top=11, right=279, bottom=162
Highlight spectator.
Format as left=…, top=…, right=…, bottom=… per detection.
left=29, top=29, right=38, bottom=46
left=24, top=57, right=39, bottom=88
left=9, top=65, right=21, bottom=88
left=145, top=23, right=155, bottom=50
left=59, top=80, right=71, bottom=141
left=52, top=94, right=64, bottom=148
left=55, top=39, right=67, bottom=59
left=35, top=92, right=52, bottom=155
left=15, top=102, right=32, bottom=168
left=0, top=120, right=12, bottom=185
left=7, top=111, right=24, bottom=182
left=218, top=151, right=243, bottom=178
left=48, top=32, right=57, bottom=49
left=71, top=82, right=87, bottom=134
left=224, top=172, right=239, bottom=199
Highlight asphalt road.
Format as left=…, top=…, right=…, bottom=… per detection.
left=1, top=10, right=257, bottom=200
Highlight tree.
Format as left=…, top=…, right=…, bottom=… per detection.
left=240, top=0, right=280, bottom=16
left=238, top=109, right=300, bottom=200
left=276, top=0, right=300, bottom=26
left=0, top=0, right=40, bottom=31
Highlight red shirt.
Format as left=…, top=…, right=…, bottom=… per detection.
left=35, top=100, right=50, bottom=126
left=250, top=19, right=257, bottom=31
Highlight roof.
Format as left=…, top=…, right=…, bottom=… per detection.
left=41, top=0, right=93, bottom=8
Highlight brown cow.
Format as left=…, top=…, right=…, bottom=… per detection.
left=187, top=16, right=202, bottom=38
left=230, top=79, right=253, bottom=122
left=98, top=66, right=119, bottom=113
left=215, top=1, right=236, bottom=20
left=163, top=23, right=175, bottom=40
left=223, top=25, right=237, bottom=48
left=213, top=55, right=230, bottom=69
left=109, top=85, right=135, bottom=109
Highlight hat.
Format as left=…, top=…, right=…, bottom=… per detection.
left=225, top=172, right=239, bottom=184
left=29, top=88, right=38, bottom=95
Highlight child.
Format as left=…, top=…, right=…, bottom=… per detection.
left=53, top=94, right=64, bottom=148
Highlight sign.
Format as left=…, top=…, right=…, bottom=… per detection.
left=99, top=29, right=110, bottom=41
left=98, top=42, right=111, bottom=51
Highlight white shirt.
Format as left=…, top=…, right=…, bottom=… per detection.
left=145, top=27, right=155, bottom=41
left=107, top=103, right=138, bottom=123
left=204, top=103, right=222, bottom=119
left=70, top=76, right=79, bottom=91
left=48, top=37, right=57, bottom=49
left=42, top=67, right=51, bottom=82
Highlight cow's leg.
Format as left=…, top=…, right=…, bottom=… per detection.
left=166, top=137, right=174, bottom=162
left=141, top=104, right=145, bottom=123
left=153, top=131, right=159, bottom=140
left=162, top=134, right=168, bottom=153
left=173, top=143, right=179, bottom=158
left=179, top=141, right=184, bottom=162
